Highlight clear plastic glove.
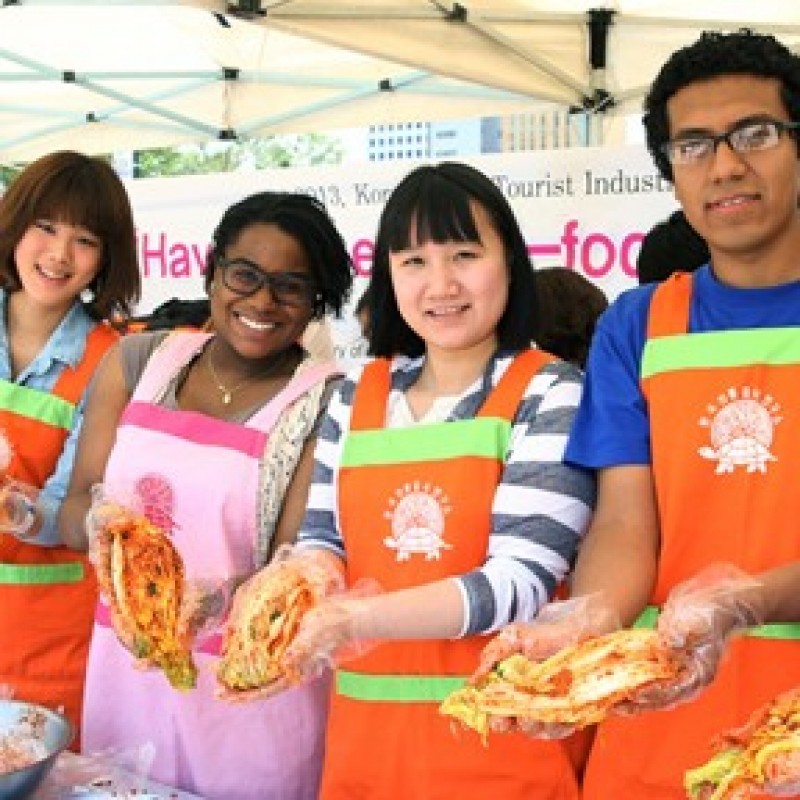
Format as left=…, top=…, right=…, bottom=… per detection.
left=83, top=485, right=163, bottom=671
left=627, top=564, right=763, bottom=712
left=472, top=595, right=620, bottom=739
left=84, top=483, right=140, bottom=565
left=765, top=780, right=800, bottom=797
left=215, top=546, right=348, bottom=703
left=180, top=576, right=241, bottom=643
left=275, top=544, right=347, bottom=599
left=0, top=479, right=39, bottom=540
left=472, top=595, right=621, bottom=684
left=280, top=580, right=380, bottom=684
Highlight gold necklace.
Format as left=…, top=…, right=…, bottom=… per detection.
left=205, top=340, right=289, bottom=405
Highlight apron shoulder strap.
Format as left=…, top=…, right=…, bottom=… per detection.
left=350, top=358, right=392, bottom=432
left=131, top=331, right=212, bottom=402
left=50, top=323, right=119, bottom=405
left=248, top=360, right=341, bottom=431
left=646, top=272, right=693, bottom=339
left=478, top=349, right=554, bottom=421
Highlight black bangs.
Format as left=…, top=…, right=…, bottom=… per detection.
left=384, top=171, right=482, bottom=252
left=31, top=163, right=106, bottom=235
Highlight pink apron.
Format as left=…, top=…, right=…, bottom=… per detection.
left=83, top=333, right=335, bottom=800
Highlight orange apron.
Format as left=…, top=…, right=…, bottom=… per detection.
left=583, top=273, right=800, bottom=799
left=0, top=323, right=117, bottom=746
left=320, top=351, right=585, bottom=800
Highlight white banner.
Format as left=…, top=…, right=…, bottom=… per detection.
left=126, top=145, right=678, bottom=363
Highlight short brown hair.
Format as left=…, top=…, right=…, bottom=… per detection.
left=0, top=151, right=140, bottom=319
left=532, top=267, right=608, bottom=369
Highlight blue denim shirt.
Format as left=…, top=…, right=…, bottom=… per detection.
left=0, top=291, right=99, bottom=546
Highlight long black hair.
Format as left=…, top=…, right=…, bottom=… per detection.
left=369, top=162, right=537, bottom=357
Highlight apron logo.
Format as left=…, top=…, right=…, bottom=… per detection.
left=383, top=481, right=453, bottom=561
left=0, top=429, right=13, bottom=472
left=698, top=386, right=781, bottom=474
left=134, top=472, right=177, bottom=533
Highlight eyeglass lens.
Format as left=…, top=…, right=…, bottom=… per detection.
left=221, top=259, right=315, bottom=305
left=666, top=119, right=796, bottom=165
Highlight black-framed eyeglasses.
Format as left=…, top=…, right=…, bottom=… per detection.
left=661, top=118, right=800, bottom=167
left=216, top=258, right=317, bottom=307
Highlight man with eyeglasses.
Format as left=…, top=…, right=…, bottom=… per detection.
left=480, top=29, right=800, bottom=798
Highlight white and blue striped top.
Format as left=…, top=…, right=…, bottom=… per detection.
left=297, top=350, right=595, bottom=637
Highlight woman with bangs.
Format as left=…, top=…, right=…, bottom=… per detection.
left=283, top=162, right=596, bottom=798
left=0, top=151, right=140, bottom=743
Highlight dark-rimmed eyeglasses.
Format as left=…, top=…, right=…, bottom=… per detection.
left=216, top=258, right=317, bottom=307
left=661, top=118, right=800, bottom=167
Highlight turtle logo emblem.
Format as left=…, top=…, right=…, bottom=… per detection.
left=698, top=387, right=781, bottom=474
left=383, top=481, right=453, bottom=561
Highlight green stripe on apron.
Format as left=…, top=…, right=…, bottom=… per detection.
left=341, top=416, right=511, bottom=467
left=337, top=670, right=466, bottom=703
left=0, top=381, right=75, bottom=430
left=0, top=561, right=85, bottom=585
left=634, top=605, right=800, bottom=640
left=641, top=327, right=800, bottom=380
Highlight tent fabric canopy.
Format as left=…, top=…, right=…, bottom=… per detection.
left=0, top=3, right=540, bottom=161
left=254, top=0, right=800, bottom=111
left=1, top=1, right=799, bottom=162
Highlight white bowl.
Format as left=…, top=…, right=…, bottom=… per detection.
left=0, top=700, right=73, bottom=800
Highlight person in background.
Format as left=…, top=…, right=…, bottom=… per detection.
left=636, top=208, right=710, bottom=284
left=354, top=281, right=373, bottom=339
left=301, top=317, right=336, bottom=362
left=532, top=267, right=608, bottom=369
left=479, top=29, right=800, bottom=798
left=128, top=296, right=211, bottom=333
left=0, top=151, right=140, bottom=742
left=59, top=191, right=353, bottom=800
left=270, top=161, right=595, bottom=799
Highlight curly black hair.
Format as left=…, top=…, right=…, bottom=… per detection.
left=644, top=29, right=800, bottom=181
left=636, top=210, right=710, bottom=284
left=205, top=191, right=353, bottom=319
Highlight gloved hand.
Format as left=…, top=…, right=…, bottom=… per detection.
left=215, top=546, right=350, bottom=702
left=472, top=595, right=620, bottom=739
left=626, top=564, right=763, bottom=712
left=764, top=779, right=800, bottom=797
left=280, top=580, right=380, bottom=684
left=180, top=576, right=241, bottom=643
left=82, top=485, right=158, bottom=668
left=472, top=594, right=620, bottom=683
left=84, top=483, right=140, bottom=566
left=0, top=479, right=39, bottom=540
left=275, top=544, right=348, bottom=600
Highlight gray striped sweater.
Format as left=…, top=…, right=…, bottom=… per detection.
left=297, top=351, right=595, bottom=636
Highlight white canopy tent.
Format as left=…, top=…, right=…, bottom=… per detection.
left=0, top=3, right=543, bottom=162
left=246, top=0, right=800, bottom=143
left=248, top=1, right=800, bottom=112
left=2, top=1, right=799, bottom=162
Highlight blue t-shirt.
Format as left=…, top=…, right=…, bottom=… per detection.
left=565, top=264, right=800, bottom=469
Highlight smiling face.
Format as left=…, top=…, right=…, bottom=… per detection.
left=668, top=74, right=800, bottom=286
left=209, top=222, right=315, bottom=364
left=388, top=202, right=508, bottom=363
left=13, top=219, right=102, bottom=314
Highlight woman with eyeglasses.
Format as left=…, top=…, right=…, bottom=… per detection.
left=59, top=191, right=353, bottom=800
